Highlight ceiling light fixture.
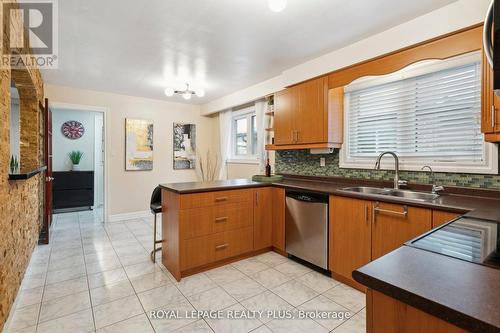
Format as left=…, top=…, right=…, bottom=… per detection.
left=268, top=0, right=287, bottom=12
left=164, top=83, right=205, bottom=99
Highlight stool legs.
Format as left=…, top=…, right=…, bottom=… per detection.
left=151, top=213, right=163, bottom=263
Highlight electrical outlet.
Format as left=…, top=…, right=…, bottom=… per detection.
left=320, top=157, right=326, bottom=167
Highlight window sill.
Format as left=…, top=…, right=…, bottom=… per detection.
left=227, top=159, right=259, bottom=165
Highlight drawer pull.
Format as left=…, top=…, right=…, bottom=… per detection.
left=215, top=197, right=228, bottom=202
left=215, top=244, right=228, bottom=250
left=373, top=202, right=408, bottom=218
left=215, top=217, right=228, bottom=223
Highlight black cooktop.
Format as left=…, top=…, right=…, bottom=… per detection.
left=409, top=217, right=500, bottom=269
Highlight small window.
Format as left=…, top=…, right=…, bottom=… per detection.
left=341, top=52, right=498, bottom=174
left=231, top=108, right=257, bottom=161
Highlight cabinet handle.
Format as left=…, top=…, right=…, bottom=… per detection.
left=215, top=217, right=227, bottom=223
left=215, top=244, right=228, bottom=250
left=296, top=131, right=300, bottom=143
left=291, top=130, right=294, bottom=143
left=373, top=202, right=408, bottom=218
left=215, top=197, right=227, bottom=202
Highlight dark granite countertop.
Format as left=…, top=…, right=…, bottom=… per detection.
left=160, top=178, right=268, bottom=194
left=353, top=246, right=500, bottom=332
left=160, top=175, right=500, bottom=331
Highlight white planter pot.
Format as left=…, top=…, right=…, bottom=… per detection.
left=72, top=164, right=81, bottom=171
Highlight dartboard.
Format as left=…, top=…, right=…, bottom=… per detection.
left=61, top=121, right=85, bottom=139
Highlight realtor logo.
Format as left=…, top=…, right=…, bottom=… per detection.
left=1, top=0, right=58, bottom=69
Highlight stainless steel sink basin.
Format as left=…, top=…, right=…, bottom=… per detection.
left=385, top=189, right=439, bottom=201
left=341, top=187, right=391, bottom=195
left=340, top=186, right=439, bottom=202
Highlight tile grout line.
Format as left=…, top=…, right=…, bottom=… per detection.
left=79, top=212, right=99, bottom=332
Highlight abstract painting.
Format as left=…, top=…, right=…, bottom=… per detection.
left=173, top=123, right=196, bottom=170
left=125, top=118, right=153, bottom=171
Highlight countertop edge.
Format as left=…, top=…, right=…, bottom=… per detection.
left=352, top=247, right=500, bottom=332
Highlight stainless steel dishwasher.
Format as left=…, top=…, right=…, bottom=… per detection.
left=285, top=191, right=329, bottom=269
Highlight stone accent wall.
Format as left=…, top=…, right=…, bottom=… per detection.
left=0, top=0, right=45, bottom=329
left=276, top=149, right=500, bottom=189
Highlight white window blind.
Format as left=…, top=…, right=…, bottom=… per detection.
left=346, top=59, right=483, bottom=164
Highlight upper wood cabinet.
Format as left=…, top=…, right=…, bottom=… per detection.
left=274, top=88, right=296, bottom=145
left=481, top=50, right=500, bottom=142
left=271, top=76, right=343, bottom=149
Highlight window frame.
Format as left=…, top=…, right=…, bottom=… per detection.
left=340, top=53, right=498, bottom=175
left=229, top=107, right=258, bottom=163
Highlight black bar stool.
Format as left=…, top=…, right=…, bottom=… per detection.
left=150, top=186, right=163, bottom=263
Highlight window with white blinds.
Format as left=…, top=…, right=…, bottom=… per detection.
left=341, top=52, right=498, bottom=174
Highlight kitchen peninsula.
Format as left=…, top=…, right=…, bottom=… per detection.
left=160, top=175, right=500, bottom=332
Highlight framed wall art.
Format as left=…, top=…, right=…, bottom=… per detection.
left=173, top=123, right=196, bottom=170
left=125, top=118, right=153, bottom=171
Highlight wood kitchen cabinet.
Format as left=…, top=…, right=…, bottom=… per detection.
left=330, top=196, right=432, bottom=291
left=274, top=88, right=296, bottom=145
left=368, top=290, right=468, bottom=333
left=271, top=76, right=343, bottom=149
left=272, top=187, right=286, bottom=253
left=481, top=50, right=500, bottom=142
left=253, top=188, right=273, bottom=250
left=432, top=210, right=461, bottom=228
left=371, top=202, right=432, bottom=260
left=330, top=196, right=372, bottom=291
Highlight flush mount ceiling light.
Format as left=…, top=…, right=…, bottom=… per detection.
left=268, top=0, right=287, bottom=12
left=164, top=84, right=205, bottom=100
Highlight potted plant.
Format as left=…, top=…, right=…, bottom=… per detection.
left=68, top=150, right=84, bottom=171
left=9, top=155, right=19, bottom=173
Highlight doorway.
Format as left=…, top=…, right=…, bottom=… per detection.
left=50, top=103, right=107, bottom=223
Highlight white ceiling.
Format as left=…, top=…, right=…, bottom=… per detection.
left=42, top=0, right=458, bottom=105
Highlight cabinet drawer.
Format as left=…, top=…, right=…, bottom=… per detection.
left=213, top=202, right=253, bottom=233
left=180, top=227, right=254, bottom=270
left=180, top=202, right=253, bottom=239
left=180, top=189, right=252, bottom=209
left=214, top=227, right=254, bottom=261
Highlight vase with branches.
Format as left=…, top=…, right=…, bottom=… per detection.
left=197, top=149, right=219, bottom=181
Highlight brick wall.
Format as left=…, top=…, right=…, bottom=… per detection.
left=0, top=0, right=45, bottom=329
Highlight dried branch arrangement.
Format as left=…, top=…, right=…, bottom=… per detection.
left=197, top=149, right=219, bottom=181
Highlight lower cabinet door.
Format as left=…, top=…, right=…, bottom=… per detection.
left=371, top=202, right=431, bottom=260
left=253, top=188, right=273, bottom=250
left=329, top=196, right=372, bottom=289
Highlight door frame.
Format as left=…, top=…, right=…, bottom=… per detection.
left=49, top=102, right=110, bottom=222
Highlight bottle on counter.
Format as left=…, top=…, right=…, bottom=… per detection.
left=265, top=158, right=271, bottom=177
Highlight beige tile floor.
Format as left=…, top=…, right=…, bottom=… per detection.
left=3, top=211, right=366, bottom=333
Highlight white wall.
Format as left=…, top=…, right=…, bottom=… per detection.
left=45, top=84, right=219, bottom=219
left=52, top=108, right=97, bottom=171
left=201, top=0, right=489, bottom=115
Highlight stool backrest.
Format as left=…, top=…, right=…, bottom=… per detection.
left=151, top=186, right=161, bottom=206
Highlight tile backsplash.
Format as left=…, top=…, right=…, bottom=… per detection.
left=275, top=149, right=500, bottom=189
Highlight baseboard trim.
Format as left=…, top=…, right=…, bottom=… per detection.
left=108, top=210, right=151, bottom=222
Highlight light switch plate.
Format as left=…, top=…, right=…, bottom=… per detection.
left=320, top=157, right=326, bottom=167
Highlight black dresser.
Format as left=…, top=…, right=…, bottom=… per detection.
left=53, top=171, right=94, bottom=210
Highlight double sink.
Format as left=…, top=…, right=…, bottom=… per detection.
left=340, top=186, right=440, bottom=202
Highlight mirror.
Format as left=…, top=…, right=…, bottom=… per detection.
left=9, top=81, right=20, bottom=173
